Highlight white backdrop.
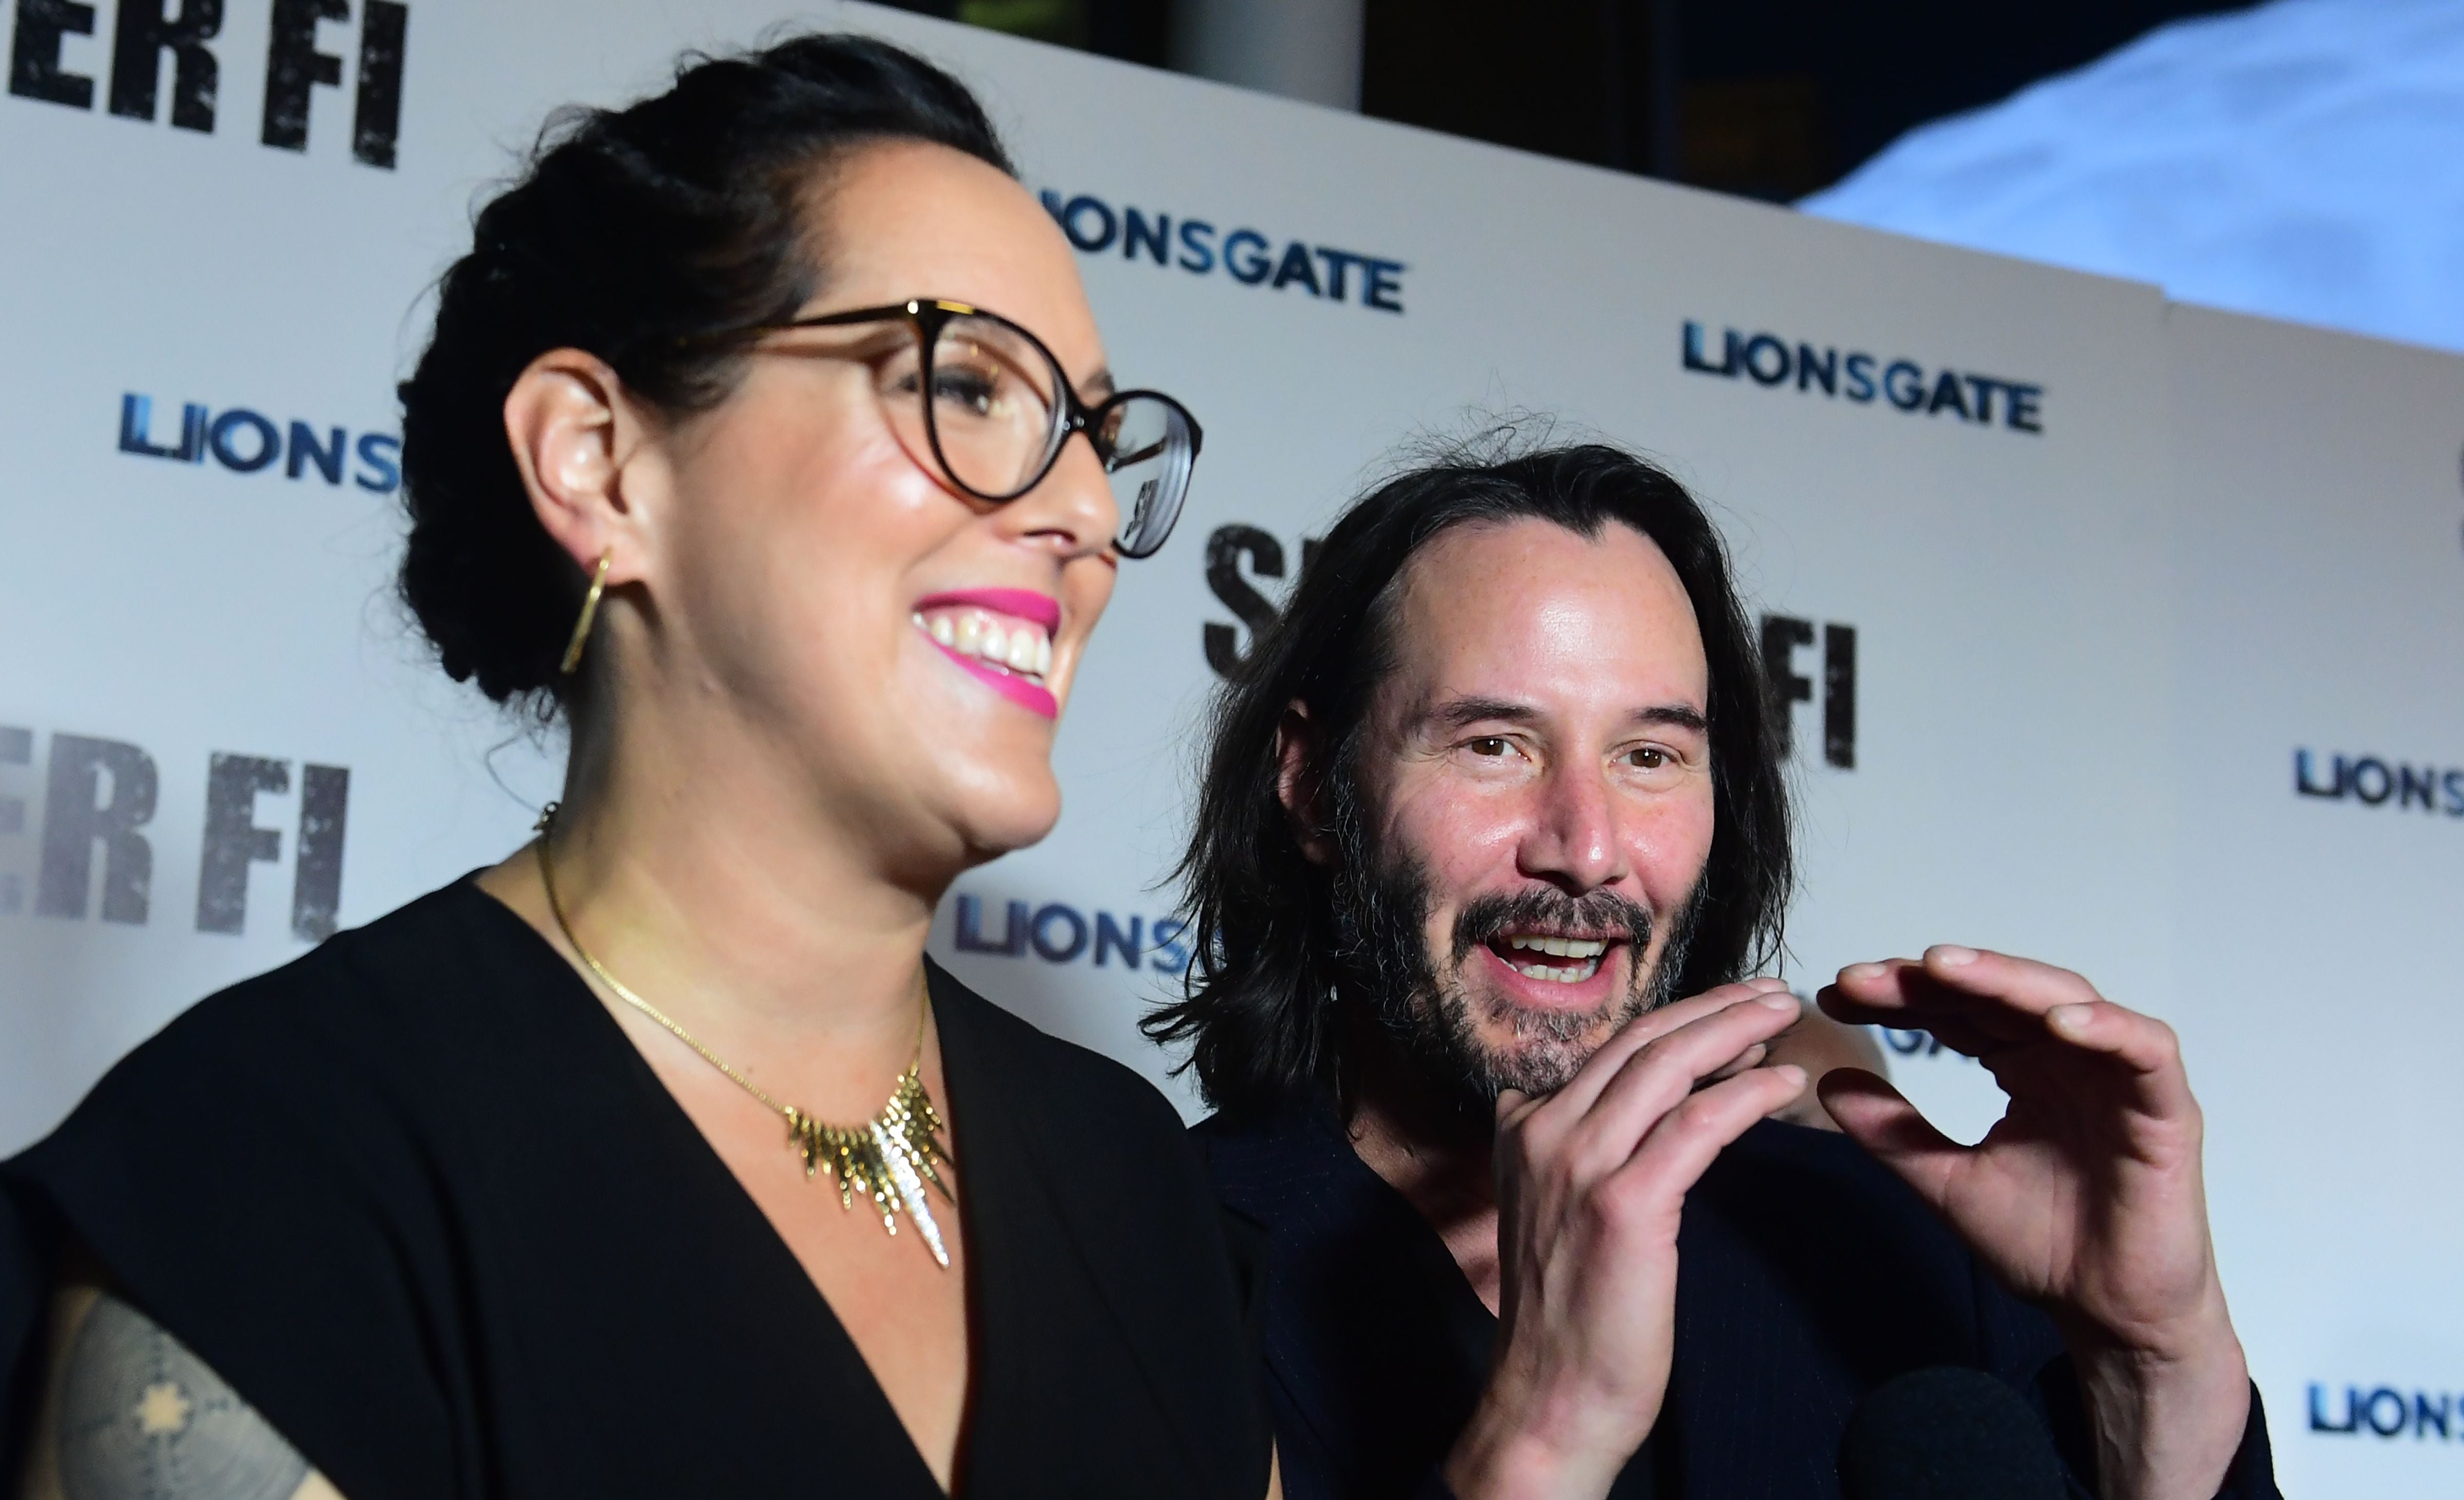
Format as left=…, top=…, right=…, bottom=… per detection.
left=2, top=4, right=2458, bottom=1492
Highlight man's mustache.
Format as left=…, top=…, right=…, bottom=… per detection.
left=1450, top=887, right=1655, bottom=966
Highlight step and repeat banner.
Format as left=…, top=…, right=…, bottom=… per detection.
left=1, top=2, right=2457, bottom=1491
left=2163, top=304, right=2464, bottom=1494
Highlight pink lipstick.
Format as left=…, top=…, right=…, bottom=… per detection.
left=927, top=639, right=1058, bottom=718
left=913, top=588, right=1061, bottom=631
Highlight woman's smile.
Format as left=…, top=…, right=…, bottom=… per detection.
left=912, top=587, right=1062, bottom=717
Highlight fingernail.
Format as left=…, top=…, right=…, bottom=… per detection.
left=1843, top=962, right=1886, bottom=981
left=1748, top=977, right=1792, bottom=993
left=2049, top=1004, right=2093, bottom=1034
left=1774, top=1065, right=1808, bottom=1087
left=1932, top=945, right=1980, bottom=967
left=1756, top=992, right=1797, bottom=1011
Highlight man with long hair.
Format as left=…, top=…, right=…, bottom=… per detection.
left=1149, top=441, right=2277, bottom=1498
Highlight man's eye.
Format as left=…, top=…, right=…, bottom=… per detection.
left=1628, top=746, right=1670, bottom=769
left=1469, top=737, right=1512, bottom=757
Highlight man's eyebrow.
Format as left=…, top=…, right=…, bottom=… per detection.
left=1081, top=367, right=1118, bottom=402
left=1635, top=704, right=1709, bottom=733
left=1427, top=696, right=1542, bottom=731
left=1422, top=697, right=1710, bottom=734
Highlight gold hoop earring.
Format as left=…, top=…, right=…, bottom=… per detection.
left=560, top=553, right=611, bottom=676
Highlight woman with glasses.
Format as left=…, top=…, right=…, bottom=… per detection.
left=2, top=34, right=1262, bottom=1500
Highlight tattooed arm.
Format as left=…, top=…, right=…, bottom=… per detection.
left=17, top=1279, right=344, bottom=1500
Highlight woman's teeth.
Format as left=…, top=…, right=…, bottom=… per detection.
left=916, top=610, right=1054, bottom=681
left=1502, top=934, right=1607, bottom=984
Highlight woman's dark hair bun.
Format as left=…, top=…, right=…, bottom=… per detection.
left=397, top=33, right=1014, bottom=711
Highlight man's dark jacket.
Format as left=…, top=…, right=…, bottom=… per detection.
left=1193, top=1097, right=2280, bottom=1500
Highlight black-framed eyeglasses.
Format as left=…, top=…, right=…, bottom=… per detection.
left=727, top=298, right=1202, bottom=560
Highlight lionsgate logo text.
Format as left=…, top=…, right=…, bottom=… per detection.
left=1682, top=320, right=2045, bottom=435
left=2294, top=748, right=2464, bottom=817
left=1042, top=189, right=1406, bottom=315
left=2309, top=1382, right=2464, bottom=1441
left=948, top=893, right=1190, bottom=975
left=119, top=391, right=401, bottom=492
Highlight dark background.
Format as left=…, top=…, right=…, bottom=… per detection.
left=880, top=0, right=2249, bottom=200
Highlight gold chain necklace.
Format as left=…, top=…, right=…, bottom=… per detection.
left=532, top=805, right=954, bottom=1268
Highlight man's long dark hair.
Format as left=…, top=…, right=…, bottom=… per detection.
left=1144, top=440, right=1794, bottom=1118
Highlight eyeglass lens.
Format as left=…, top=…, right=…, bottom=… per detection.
left=872, top=311, right=1192, bottom=558
left=1094, top=394, right=1193, bottom=559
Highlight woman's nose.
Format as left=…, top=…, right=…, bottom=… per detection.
left=997, top=430, right=1118, bottom=558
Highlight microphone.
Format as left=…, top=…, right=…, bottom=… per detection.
left=1838, top=1367, right=2068, bottom=1500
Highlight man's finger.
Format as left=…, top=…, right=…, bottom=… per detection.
left=1816, top=1067, right=1968, bottom=1213
left=1705, top=1041, right=1768, bottom=1082
left=1835, top=947, right=2103, bottom=1022
left=1817, top=968, right=2048, bottom=1046
left=1606, top=1064, right=1808, bottom=1214
left=1810, top=999, right=2013, bottom=1062
left=1548, top=978, right=1792, bottom=1120
left=1567, top=992, right=1801, bottom=1176
left=1827, top=951, right=2200, bottom=1120
left=2040, top=1000, right=2199, bottom=1118
left=1918, top=946, right=2104, bottom=1011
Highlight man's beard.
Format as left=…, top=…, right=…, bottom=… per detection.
left=1328, top=807, right=1701, bottom=1112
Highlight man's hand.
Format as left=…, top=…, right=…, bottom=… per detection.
left=1443, top=980, right=1807, bottom=1500
left=1818, top=948, right=2250, bottom=1500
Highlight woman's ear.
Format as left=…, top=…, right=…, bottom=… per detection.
left=502, top=348, right=657, bottom=583
left=1275, top=702, right=1336, bottom=866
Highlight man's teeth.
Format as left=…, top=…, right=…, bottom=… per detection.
left=1502, top=934, right=1607, bottom=984
left=1511, top=957, right=1602, bottom=983
left=1505, top=935, right=1608, bottom=959
left=914, top=610, right=1054, bottom=680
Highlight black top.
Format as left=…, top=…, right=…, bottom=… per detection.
left=0, top=878, right=1272, bottom=1500
left=1193, top=1096, right=2281, bottom=1500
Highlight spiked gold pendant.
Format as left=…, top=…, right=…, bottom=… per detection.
left=785, top=1065, right=953, bottom=1267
